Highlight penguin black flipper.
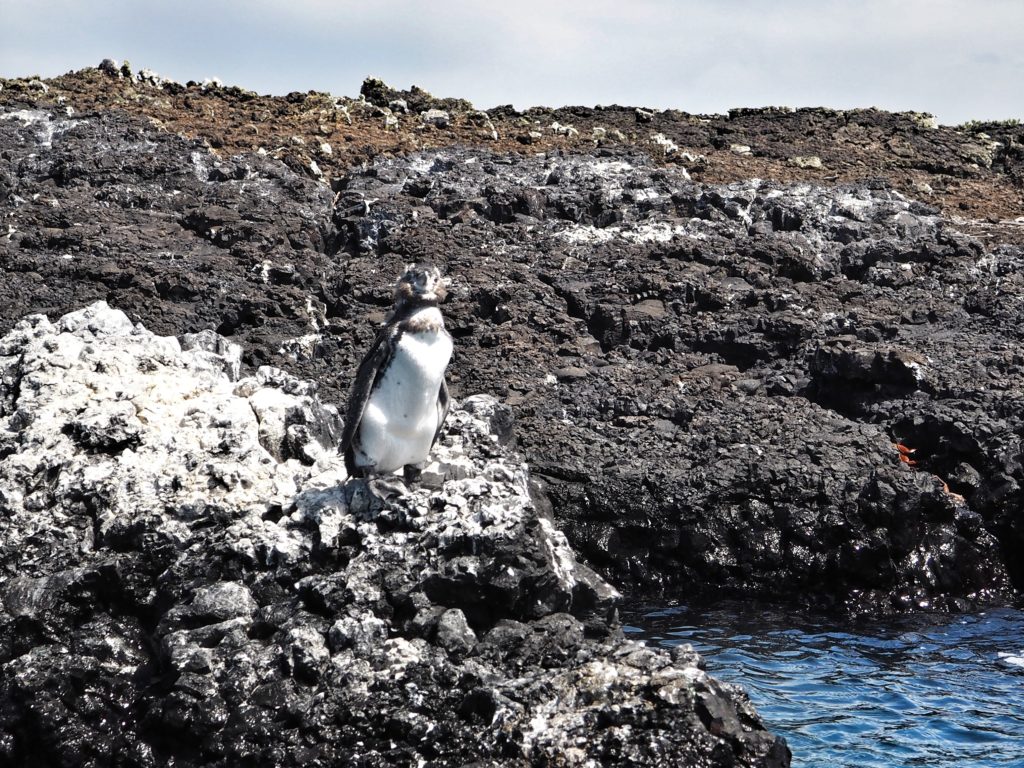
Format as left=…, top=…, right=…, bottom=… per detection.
left=433, top=376, right=450, bottom=448
left=341, top=324, right=402, bottom=476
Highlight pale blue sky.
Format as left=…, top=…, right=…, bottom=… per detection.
left=2, top=1, right=1022, bottom=125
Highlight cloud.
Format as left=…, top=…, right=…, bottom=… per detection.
left=1, top=0, right=1022, bottom=123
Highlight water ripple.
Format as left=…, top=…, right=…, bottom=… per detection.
left=624, top=603, right=1024, bottom=767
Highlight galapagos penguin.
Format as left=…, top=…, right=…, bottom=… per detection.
left=341, top=264, right=452, bottom=484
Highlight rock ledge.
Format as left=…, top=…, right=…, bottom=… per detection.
left=0, top=303, right=787, bottom=767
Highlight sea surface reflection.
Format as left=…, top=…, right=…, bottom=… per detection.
left=624, top=602, right=1024, bottom=767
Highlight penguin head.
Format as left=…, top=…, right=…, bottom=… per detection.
left=394, top=263, right=447, bottom=307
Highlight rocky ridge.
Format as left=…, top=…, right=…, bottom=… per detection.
left=0, top=302, right=787, bottom=766
left=3, top=64, right=1023, bottom=225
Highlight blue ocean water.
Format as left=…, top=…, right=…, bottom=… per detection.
left=624, top=603, right=1024, bottom=767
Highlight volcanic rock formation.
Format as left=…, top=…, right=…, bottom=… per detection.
left=2, top=69, right=1021, bottom=614
left=0, top=302, right=787, bottom=766
left=1, top=61, right=1023, bottom=764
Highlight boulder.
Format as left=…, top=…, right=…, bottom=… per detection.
left=0, top=303, right=788, bottom=766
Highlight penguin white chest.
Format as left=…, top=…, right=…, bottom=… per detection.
left=359, top=321, right=452, bottom=473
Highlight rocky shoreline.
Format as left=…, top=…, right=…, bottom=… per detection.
left=1, top=62, right=1023, bottom=765
left=0, top=302, right=786, bottom=765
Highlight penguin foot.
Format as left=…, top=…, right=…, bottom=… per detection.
left=403, top=464, right=424, bottom=485
left=347, top=462, right=373, bottom=480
